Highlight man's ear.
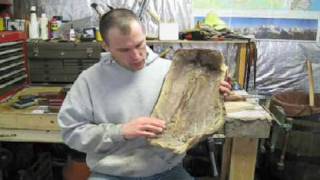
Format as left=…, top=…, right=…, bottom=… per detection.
left=101, top=41, right=109, bottom=51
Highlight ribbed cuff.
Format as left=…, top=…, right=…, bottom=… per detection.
left=110, top=124, right=126, bottom=142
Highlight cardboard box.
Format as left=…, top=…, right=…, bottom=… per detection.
left=159, top=23, right=179, bottom=40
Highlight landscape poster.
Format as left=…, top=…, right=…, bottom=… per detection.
left=192, top=0, right=320, bottom=11
left=195, top=16, right=318, bottom=41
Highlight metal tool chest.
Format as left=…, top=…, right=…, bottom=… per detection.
left=28, top=41, right=101, bottom=83
left=0, top=32, right=29, bottom=102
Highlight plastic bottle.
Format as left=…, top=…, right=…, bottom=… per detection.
left=29, top=6, right=39, bottom=39
left=49, top=17, right=58, bottom=39
left=52, top=16, right=62, bottom=39
left=95, top=27, right=102, bottom=42
left=40, top=13, right=48, bottom=40
left=69, top=24, right=76, bottom=41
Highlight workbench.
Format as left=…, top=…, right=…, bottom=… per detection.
left=0, top=86, right=272, bottom=180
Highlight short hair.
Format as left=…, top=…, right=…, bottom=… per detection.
left=99, top=8, right=144, bottom=44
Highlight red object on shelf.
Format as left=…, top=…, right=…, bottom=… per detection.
left=0, top=31, right=29, bottom=102
left=0, top=31, right=27, bottom=43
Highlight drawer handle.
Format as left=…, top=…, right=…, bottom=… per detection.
left=33, top=48, right=39, bottom=57
left=86, top=48, right=93, bottom=57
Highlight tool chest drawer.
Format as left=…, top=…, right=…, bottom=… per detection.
left=0, top=32, right=29, bottom=102
left=28, top=41, right=101, bottom=83
left=28, top=41, right=101, bottom=59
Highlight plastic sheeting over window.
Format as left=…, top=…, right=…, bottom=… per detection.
left=255, top=40, right=320, bottom=95
left=151, top=40, right=320, bottom=95
left=37, top=0, right=193, bottom=37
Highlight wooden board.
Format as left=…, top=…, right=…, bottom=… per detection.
left=229, top=137, right=258, bottom=180
left=0, top=128, right=62, bottom=143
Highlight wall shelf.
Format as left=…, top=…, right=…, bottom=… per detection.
left=147, top=39, right=250, bottom=44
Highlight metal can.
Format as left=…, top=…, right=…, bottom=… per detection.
left=0, top=17, right=4, bottom=31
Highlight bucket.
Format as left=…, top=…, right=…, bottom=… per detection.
left=270, top=91, right=320, bottom=117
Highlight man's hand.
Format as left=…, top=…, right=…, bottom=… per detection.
left=122, top=117, right=166, bottom=139
left=219, top=80, right=232, bottom=96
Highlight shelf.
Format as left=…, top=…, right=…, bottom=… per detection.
left=147, top=39, right=249, bottom=44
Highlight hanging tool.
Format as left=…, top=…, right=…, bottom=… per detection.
left=306, top=60, right=315, bottom=106
left=90, top=3, right=113, bottom=18
left=133, top=0, right=161, bottom=23
left=137, top=0, right=149, bottom=20
left=159, top=47, right=173, bottom=58
left=132, top=0, right=160, bottom=23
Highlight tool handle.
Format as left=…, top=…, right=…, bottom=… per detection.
left=307, top=60, right=315, bottom=106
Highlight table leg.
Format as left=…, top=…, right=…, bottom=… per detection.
left=220, top=138, right=232, bottom=180
left=229, top=137, right=258, bottom=180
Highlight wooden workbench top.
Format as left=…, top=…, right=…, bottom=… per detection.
left=224, top=99, right=272, bottom=138
left=0, top=87, right=272, bottom=142
left=0, top=86, right=62, bottom=131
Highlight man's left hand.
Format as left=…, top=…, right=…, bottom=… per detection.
left=219, top=80, right=232, bottom=96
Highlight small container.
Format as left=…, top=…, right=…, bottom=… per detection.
left=16, top=19, right=25, bottom=31
left=95, top=27, right=102, bottom=42
left=4, top=16, right=10, bottom=30
left=0, top=17, right=5, bottom=31
left=69, top=24, right=76, bottom=41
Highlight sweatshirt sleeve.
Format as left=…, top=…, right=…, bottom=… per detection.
left=57, top=74, right=126, bottom=154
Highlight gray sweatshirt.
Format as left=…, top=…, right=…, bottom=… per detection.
left=57, top=47, right=184, bottom=177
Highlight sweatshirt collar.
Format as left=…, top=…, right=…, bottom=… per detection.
left=145, top=46, right=159, bottom=66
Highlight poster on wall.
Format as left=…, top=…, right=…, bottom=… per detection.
left=192, top=0, right=320, bottom=11
left=193, top=0, right=320, bottom=41
left=195, top=16, right=318, bottom=41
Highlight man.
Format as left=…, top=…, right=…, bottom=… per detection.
left=58, top=8, right=231, bottom=180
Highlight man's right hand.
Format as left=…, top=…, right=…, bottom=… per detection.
left=121, top=117, right=166, bottom=139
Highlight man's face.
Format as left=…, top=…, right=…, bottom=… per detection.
left=104, top=21, right=147, bottom=71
